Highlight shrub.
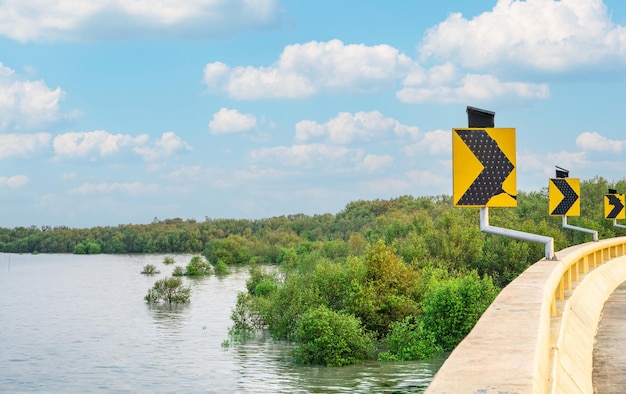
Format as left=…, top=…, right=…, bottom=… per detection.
left=172, top=266, right=185, bottom=276
left=185, top=255, right=212, bottom=276
left=214, top=260, right=231, bottom=275
left=378, top=315, right=442, bottom=361
left=162, top=256, right=175, bottom=265
left=144, top=276, right=191, bottom=305
left=73, top=240, right=101, bottom=255
left=422, top=271, right=499, bottom=351
left=292, top=305, right=374, bottom=367
left=140, top=264, right=160, bottom=275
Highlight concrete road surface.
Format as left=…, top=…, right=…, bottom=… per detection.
left=593, top=281, right=626, bottom=393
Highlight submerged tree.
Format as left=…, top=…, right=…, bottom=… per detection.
left=140, top=264, right=160, bottom=275
left=185, top=255, right=212, bottom=276
left=145, top=276, right=191, bottom=305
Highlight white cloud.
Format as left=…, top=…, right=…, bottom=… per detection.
left=0, top=0, right=281, bottom=42
left=295, top=111, right=419, bottom=144
left=0, top=175, right=29, bottom=189
left=518, top=151, right=588, bottom=176
left=208, top=107, right=257, bottom=134
left=397, top=73, right=549, bottom=104
left=402, top=129, right=451, bottom=156
left=203, top=39, right=414, bottom=99
left=576, top=131, right=626, bottom=153
left=204, top=38, right=553, bottom=104
left=69, top=182, right=158, bottom=196
left=356, top=154, right=394, bottom=173
left=0, top=62, right=70, bottom=132
left=249, top=143, right=356, bottom=168
left=53, top=130, right=190, bottom=162
left=420, top=0, right=626, bottom=72
left=53, top=130, right=147, bottom=158
left=0, top=133, right=51, bottom=159
left=134, top=131, right=191, bottom=161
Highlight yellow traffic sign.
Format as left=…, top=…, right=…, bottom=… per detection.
left=549, top=178, right=580, bottom=216
left=452, top=128, right=516, bottom=207
left=605, top=193, right=626, bottom=219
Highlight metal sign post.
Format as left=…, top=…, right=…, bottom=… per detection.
left=454, top=106, right=555, bottom=260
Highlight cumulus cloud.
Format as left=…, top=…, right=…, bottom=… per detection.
left=53, top=130, right=190, bottom=162
left=295, top=111, right=419, bottom=144
left=249, top=144, right=356, bottom=167
left=0, top=62, right=71, bottom=132
left=208, top=107, right=257, bottom=134
left=397, top=70, right=549, bottom=104
left=203, top=38, right=551, bottom=104
left=0, top=175, right=29, bottom=189
left=203, top=39, right=414, bottom=99
left=0, top=133, right=51, bottom=159
left=576, top=131, right=626, bottom=153
left=0, top=0, right=281, bottom=42
left=402, top=129, right=451, bottom=156
left=517, top=151, right=588, bottom=175
left=420, top=0, right=626, bottom=72
left=69, top=182, right=158, bottom=196
left=53, top=130, right=147, bottom=158
left=356, top=154, right=394, bottom=173
left=134, top=131, right=191, bottom=161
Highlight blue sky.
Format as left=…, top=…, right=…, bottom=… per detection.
left=1, top=0, right=626, bottom=228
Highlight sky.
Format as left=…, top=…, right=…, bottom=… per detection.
left=1, top=0, right=626, bottom=228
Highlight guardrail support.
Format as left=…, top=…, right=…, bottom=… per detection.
left=562, top=216, right=598, bottom=241
left=480, top=207, right=555, bottom=260
left=613, top=218, right=626, bottom=229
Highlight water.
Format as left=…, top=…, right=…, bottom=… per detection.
left=0, top=253, right=445, bottom=393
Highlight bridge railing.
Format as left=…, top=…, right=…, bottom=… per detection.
left=426, top=236, right=626, bottom=394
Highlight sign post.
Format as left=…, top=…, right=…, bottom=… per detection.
left=604, top=189, right=626, bottom=229
left=549, top=168, right=598, bottom=241
left=453, top=107, right=555, bottom=260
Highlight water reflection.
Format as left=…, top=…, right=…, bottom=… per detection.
left=148, top=303, right=189, bottom=330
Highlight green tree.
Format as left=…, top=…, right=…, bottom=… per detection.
left=422, top=271, right=499, bottom=351
left=185, top=255, right=212, bottom=276
left=378, top=315, right=442, bottom=361
left=140, top=264, right=160, bottom=275
left=292, top=305, right=374, bottom=366
left=144, top=276, right=191, bottom=304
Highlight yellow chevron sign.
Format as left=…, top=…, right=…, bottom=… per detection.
left=549, top=178, right=580, bottom=216
left=452, top=128, right=516, bottom=208
left=605, top=193, right=626, bottom=220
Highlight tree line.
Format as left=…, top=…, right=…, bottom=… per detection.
left=3, top=176, right=625, bottom=365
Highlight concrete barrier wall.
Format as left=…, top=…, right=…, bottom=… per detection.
left=426, top=237, right=626, bottom=394
left=550, top=255, right=626, bottom=392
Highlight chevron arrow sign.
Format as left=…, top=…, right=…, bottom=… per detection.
left=549, top=178, right=580, bottom=216
left=605, top=193, right=626, bottom=220
left=452, top=128, right=516, bottom=207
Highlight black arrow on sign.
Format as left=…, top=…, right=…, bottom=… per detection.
left=607, top=194, right=624, bottom=219
left=551, top=179, right=579, bottom=215
left=456, top=129, right=515, bottom=206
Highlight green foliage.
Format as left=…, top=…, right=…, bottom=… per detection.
left=292, top=305, right=374, bottom=367
left=422, top=271, right=499, bottom=351
left=162, top=256, right=175, bottom=265
left=378, top=315, right=442, bottom=361
left=144, top=276, right=191, bottom=304
left=185, top=255, right=212, bottom=276
left=73, top=240, right=101, bottom=254
left=172, top=265, right=185, bottom=276
left=140, top=264, right=160, bottom=275
left=213, top=260, right=231, bottom=275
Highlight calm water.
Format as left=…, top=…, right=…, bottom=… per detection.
left=0, top=253, right=445, bottom=393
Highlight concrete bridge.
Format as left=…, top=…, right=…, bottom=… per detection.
left=426, top=236, right=626, bottom=393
